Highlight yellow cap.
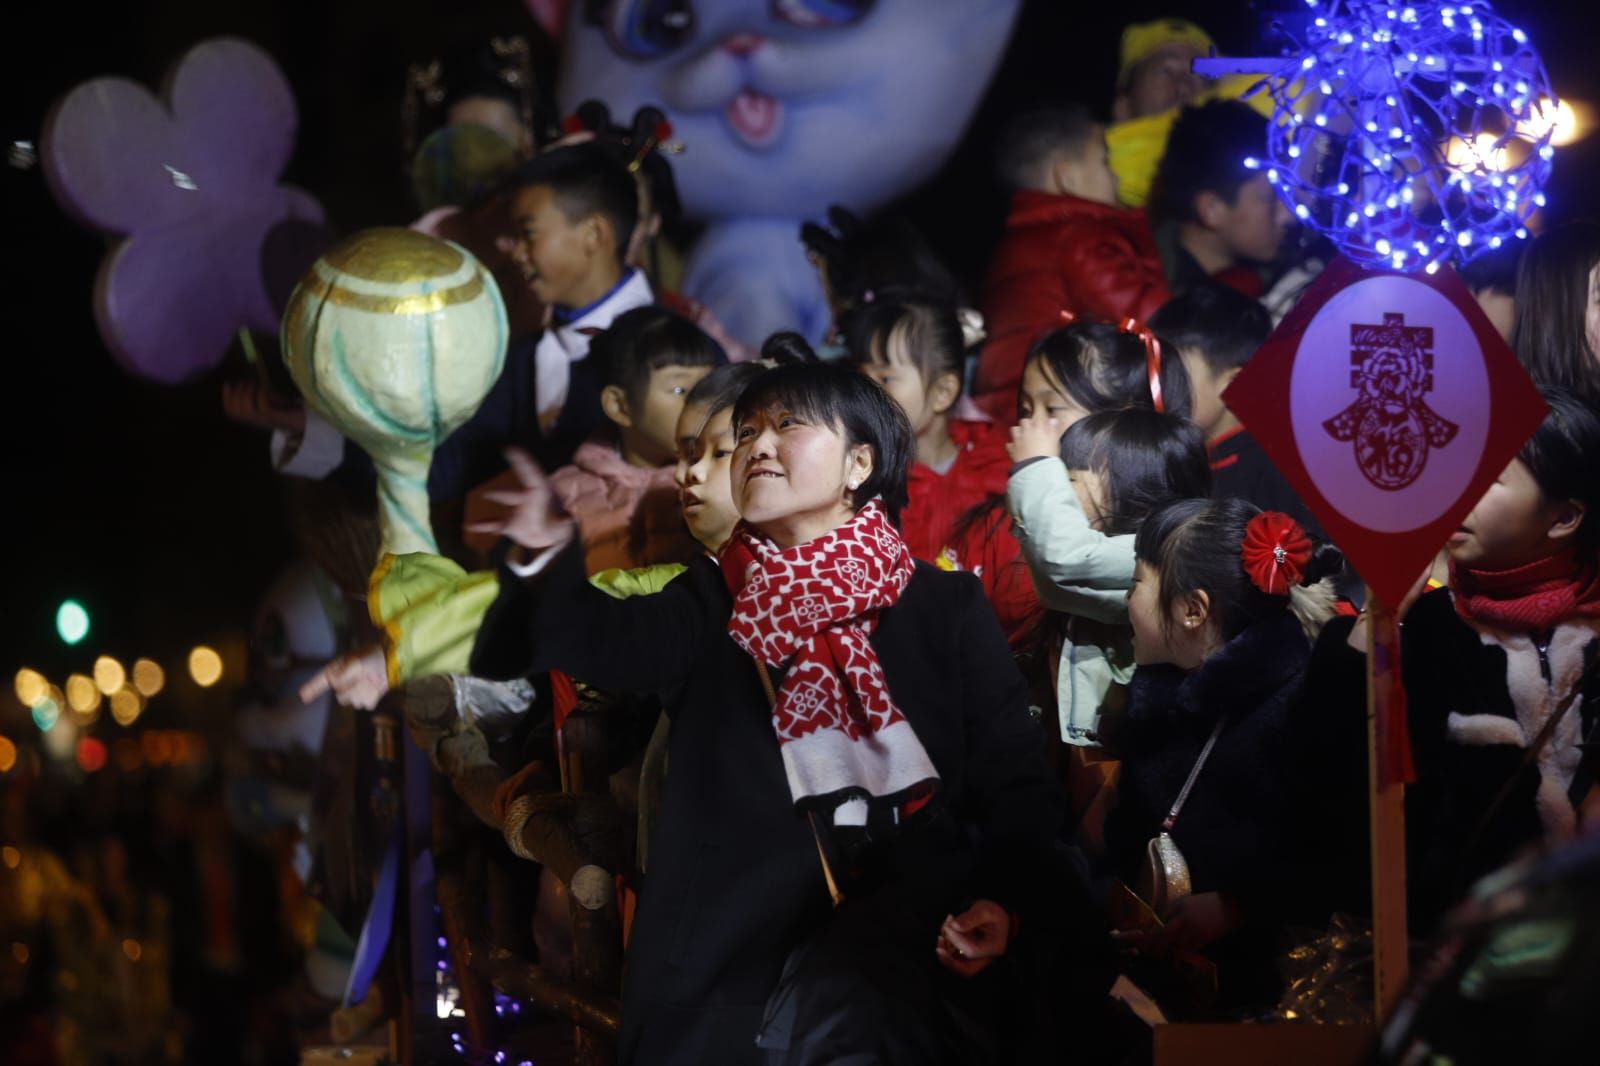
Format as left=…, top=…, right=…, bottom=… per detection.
left=1118, top=18, right=1216, bottom=89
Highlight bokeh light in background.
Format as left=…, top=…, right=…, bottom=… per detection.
left=132, top=658, right=165, bottom=697
left=114, top=737, right=142, bottom=773
left=14, top=668, right=47, bottom=708
left=32, top=689, right=62, bottom=732
left=0, top=736, right=16, bottom=773
left=75, top=736, right=108, bottom=774
left=42, top=713, right=77, bottom=761
left=66, top=673, right=102, bottom=715
left=188, top=646, right=223, bottom=688
left=109, top=688, right=143, bottom=727
left=55, top=599, right=90, bottom=644
left=1518, top=96, right=1590, bottom=146
left=93, top=655, right=126, bottom=695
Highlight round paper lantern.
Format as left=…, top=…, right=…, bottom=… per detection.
left=282, top=228, right=508, bottom=555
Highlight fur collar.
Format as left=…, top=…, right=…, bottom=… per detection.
left=1445, top=617, right=1600, bottom=839
left=1131, top=609, right=1311, bottom=727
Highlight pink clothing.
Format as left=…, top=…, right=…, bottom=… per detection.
left=550, top=439, right=700, bottom=574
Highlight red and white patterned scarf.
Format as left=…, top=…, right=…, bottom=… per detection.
left=720, top=501, right=940, bottom=825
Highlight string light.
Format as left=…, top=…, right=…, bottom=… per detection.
left=1252, top=0, right=1556, bottom=272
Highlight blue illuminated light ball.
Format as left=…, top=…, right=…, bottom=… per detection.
left=1254, top=0, right=1556, bottom=273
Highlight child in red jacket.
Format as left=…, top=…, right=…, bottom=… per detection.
left=975, top=104, right=1171, bottom=422
left=844, top=296, right=1011, bottom=563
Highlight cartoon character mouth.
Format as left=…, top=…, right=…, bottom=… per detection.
left=726, top=89, right=782, bottom=149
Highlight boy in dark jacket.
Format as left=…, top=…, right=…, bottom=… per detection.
left=1148, top=283, right=1322, bottom=536
left=975, top=104, right=1171, bottom=422
left=1151, top=101, right=1291, bottom=302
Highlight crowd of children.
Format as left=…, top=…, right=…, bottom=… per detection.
left=220, top=14, right=1600, bottom=1065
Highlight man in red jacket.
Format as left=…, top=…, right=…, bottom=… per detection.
left=974, top=105, right=1171, bottom=423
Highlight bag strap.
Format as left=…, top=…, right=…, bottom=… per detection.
left=1162, top=716, right=1227, bottom=833
left=752, top=656, right=845, bottom=908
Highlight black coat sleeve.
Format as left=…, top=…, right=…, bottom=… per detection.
left=1285, top=614, right=1374, bottom=920
left=952, top=573, right=1064, bottom=917
left=469, top=540, right=713, bottom=698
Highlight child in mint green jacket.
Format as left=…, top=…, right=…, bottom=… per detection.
left=1007, top=406, right=1210, bottom=747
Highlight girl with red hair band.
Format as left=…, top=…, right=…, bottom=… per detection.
left=1105, top=498, right=1343, bottom=1014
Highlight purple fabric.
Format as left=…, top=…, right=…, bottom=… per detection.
left=42, top=37, right=330, bottom=383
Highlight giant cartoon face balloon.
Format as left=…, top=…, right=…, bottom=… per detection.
left=529, top=0, right=1021, bottom=344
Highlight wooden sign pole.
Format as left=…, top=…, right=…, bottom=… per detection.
left=1365, top=590, right=1409, bottom=1019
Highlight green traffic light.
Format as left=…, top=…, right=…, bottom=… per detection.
left=56, top=600, right=90, bottom=645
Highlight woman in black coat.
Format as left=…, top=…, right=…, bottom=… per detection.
left=1291, top=389, right=1600, bottom=935
left=470, top=362, right=1068, bottom=1065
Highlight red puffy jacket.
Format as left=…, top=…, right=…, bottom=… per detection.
left=899, top=420, right=1012, bottom=563
left=974, top=191, right=1171, bottom=423
left=938, top=503, right=1045, bottom=655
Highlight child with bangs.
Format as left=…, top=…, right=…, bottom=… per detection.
left=843, top=296, right=1011, bottom=562
left=545, top=305, right=723, bottom=574
left=999, top=408, right=1210, bottom=864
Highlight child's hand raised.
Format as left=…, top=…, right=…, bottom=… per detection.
left=465, top=447, right=577, bottom=553
left=1007, top=411, right=1064, bottom=465
left=300, top=644, right=389, bottom=709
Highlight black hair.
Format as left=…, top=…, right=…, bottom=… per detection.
left=800, top=206, right=962, bottom=318
left=1023, top=320, right=1193, bottom=421
left=732, top=362, right=914, bottom=524
left=760, top=332, right=820, bottom=366
left=589, top=306, right=725, bottom=408
left=1153, top=100, right=1269, bottom=224
left=1059, top=409, right=1212, bottom=536
left=1458, top=241, right=1523, bottom=298
left=510, top=142, right=638, bottom=258
left=841, top=297, right=966, bottom=397
left=994, top=104, right=1102, bottom=194
left=567, top=99, right=683, bottom=230
left=1519, top=386, right=1600, bottom=553
left=436, top=42, right=525, bottom=114
left=1510, top=221, right=1600, bottom=406
left=1146, top=282, right=1272, bottom=375
left=683, top=362, right=769, bottom=422
left=1135, top=497, right=1344, bottom=641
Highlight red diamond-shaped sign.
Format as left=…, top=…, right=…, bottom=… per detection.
left=1223, top=257, right=1548, bottom=608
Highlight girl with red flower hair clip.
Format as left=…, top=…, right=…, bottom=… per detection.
left=1104, top=496, right=1343, bottom=1013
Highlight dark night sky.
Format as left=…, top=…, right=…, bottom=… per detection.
left=3, top=0, right=1595, bottom=715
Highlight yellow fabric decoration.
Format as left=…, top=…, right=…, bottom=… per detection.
left=369, top=554, right=692, bottom=685
left=1109, top=75, right=1277, bottom=210
left=589, top=563, right=688, bottom=601
left=369, top=553, right=502, bottom=685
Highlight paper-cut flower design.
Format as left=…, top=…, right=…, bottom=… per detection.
left=1323, top=311, right=1459, bottom=490
left=42, top=37, right=329, bottom=383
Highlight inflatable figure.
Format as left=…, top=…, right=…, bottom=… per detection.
left=527, top=0, right=1022, bottom=344
left=41, top=37, right=329, bottom=383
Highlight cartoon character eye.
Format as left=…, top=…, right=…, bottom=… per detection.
left=770, top=0, right=876, bottom=29
left=600, top=0, right=696, bottom=61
